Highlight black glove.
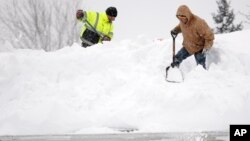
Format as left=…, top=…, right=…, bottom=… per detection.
left=170, top=62, right=179, bottom=68
left=76, top=10, right=84, bottom=20
left=170, top=29, right=178, bottom=36
left=102, top=36, right=111, bottom=41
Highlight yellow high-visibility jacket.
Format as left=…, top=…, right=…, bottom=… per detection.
left=79, top=11, right=114, bottom=42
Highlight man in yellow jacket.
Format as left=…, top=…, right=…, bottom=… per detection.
left=170, top=5, right=214, bottom=69
left=76, top=7, right=117, bottom=47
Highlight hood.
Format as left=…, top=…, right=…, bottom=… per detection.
left=176, top=5, right=193, bottom=23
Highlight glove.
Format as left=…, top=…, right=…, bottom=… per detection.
left=170, top=29, right=178, bottom=36
left=202, top=48, right=209, bottom=54
left=102, top=36, right=111, bottom=41
left=76, top=10, right=84, bottom=20
left=170, top=62, right=179, bottom=68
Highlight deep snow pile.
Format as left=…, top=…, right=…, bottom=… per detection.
left=0, top=30, right=250, bottom=135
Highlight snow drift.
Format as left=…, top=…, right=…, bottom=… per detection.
left=0, top=30, right=250, bottom=135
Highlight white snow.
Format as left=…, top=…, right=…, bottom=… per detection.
left=0, top=30, right=250, bottom=135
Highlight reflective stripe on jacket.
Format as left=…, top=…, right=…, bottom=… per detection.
left=80, top=11, right=114, bottom=42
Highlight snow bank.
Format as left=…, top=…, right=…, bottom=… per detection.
left=0, top=31, right=250, bottom=135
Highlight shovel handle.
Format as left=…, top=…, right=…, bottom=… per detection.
left=171, top=34, right=177, bottom=63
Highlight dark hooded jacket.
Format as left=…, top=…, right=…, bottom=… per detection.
left=173, top=5, right=214, bottom=54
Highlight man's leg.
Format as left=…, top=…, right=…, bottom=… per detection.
left=194, top=51, right=206, bottom=69
left=81, top=42, right=90, bottom=48
left=80, top=29, right=97, bottom=48
left=171, top=47, right=191, bottom=67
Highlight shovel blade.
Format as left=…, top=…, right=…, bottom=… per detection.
left=166, top=66, right=183, bottom=83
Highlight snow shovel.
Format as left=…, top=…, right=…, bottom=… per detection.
left=165, top=34, right=183, bottom=83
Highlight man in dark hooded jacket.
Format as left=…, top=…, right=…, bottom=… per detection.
left=170, top=5, right=214, bottom=69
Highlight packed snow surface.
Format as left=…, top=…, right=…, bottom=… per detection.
left=0, top=30, right=250, bottom=135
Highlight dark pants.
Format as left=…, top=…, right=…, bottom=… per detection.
left=172, top=47, right=206, bottom=69
left=81, top=42, right=90, bottom=48
left=81, top=29, right=100, bottom=48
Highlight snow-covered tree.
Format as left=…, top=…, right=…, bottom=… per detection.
left=0, top=0, right=82, bottom=51
left=212, top=0, right=243, bottom=34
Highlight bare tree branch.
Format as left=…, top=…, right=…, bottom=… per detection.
left=0, top=0, right=81, bottom=51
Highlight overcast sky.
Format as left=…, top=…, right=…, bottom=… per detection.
left=81, top=0, right=250, bottom=40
